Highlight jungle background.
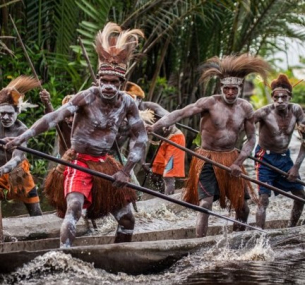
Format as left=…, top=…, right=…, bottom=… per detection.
left=1, top=0, right=305, bottom=201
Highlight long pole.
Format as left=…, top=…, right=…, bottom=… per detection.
left=0, top=140, right=265, bottom=233
left=78, top=37, right=97, bottom=82
left=154, top=113, right=305, bottom=186
left=9, top=14, right=68, bottom=151
left=150, top=132, right=305, bottom=204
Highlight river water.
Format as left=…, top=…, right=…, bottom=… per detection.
left=1, top=132, right=305, bottom=284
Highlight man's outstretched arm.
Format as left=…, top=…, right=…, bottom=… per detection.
left=4, top=89, right=93, bottom=150
left=0, top=147, right=26, bottom=176
left=147, top=98, right=207, bottom=133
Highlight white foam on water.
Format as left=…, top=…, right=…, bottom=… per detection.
left=1, top=251, right=168, bottom=285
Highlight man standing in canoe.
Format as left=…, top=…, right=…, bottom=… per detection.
left=5, top=22, right=147, bottom=248
left=147, top=54, right=271, bottom=237
left=254, top=74, right=305, bottom=229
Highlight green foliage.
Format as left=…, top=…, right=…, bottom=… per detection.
left=72, top=0, right=114, bottom=73
left=148, top=77, right=178, bottom=110
left=192, top=133, right=201, bottom=147
left=250, top=79, right=270, bottom=110
left=30, top=159, right=48, bottom=177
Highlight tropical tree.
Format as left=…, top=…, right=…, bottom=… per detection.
left=1, top=0, right=305, bottom=149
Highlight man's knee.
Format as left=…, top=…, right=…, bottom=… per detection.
left=113, top=204, right=135, bottom=230
left=259, top=194, right=269, bottom=209
left=24, top=202, right=42, bottom=216
left=66, top=193, right=84, bottom=218
left=199, top=197, right=213, bottom=210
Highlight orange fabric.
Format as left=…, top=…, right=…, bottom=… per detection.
left=0, top=159, right=39, bottom=204
left=152, top=133, right=185, bottom=177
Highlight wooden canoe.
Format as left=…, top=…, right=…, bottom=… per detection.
left=0, top=219, right=295, bottom=275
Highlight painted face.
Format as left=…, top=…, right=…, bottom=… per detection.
left=99, top=75, right=122, bottom=100
left=0, top=105, right=18, bottom=128
left=221, top=84, right=241, bottom=104
left=64, top=114, right=74, bottom=128
left=272, top=90, right=291, bottom=110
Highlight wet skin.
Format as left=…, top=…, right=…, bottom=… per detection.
left=254, top=90, right=305, bottom=229
left=0, top=104, right=42, bottom=216
left=254, top=90, right=305, bottom=180
left=5, top=75, right=148, bottom=247
left=147, top=85, right=256, bottom=237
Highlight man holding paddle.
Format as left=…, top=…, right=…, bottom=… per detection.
left=254, top=74, right=305, bottom=229
left=147, top=54, right=271, bottom=237
left=4, top=23, right=147, bottom=248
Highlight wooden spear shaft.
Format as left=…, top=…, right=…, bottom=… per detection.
left=0, top=140, right=265, bottom=233
left=78, top=37, right=96, bottom=82
left=151, top=132, right=305, bottom=204
left=9, top=14, right=68, bottom=151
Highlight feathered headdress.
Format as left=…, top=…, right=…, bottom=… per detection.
left=95, top=22, right=144, bottom=79
left=0, top=76, right=40, bottom=112
left=124, top=81, right=154, bottom=124
left=125, top=81, right=145, bottom=99
left=270, top=74, right=292, bottom=95
left=199, top=54, right=271, bottom=85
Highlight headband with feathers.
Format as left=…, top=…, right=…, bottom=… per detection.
left=199, top=54, right=271, bottom=86
left=271, top=74, right=292, bottom=95
left=0, top=76, right=40, bottom=112
left=95, top=22, right=144, bottom=79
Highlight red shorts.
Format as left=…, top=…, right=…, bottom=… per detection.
left=64, top=153, right=108, bottom=208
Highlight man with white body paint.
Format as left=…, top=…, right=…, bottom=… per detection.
left=5, top=23, right=147, bottom=247
left=254, top=74, right=305, bottom=229
left=147, top=54, right=271, bottom=237
left=0, top=76, right=42, bottom=216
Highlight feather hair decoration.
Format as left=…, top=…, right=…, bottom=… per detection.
left=95, top=22, right=144, bottom=78
left=139, top=109, right=155, bottom=125
left=19, top=100, right=38, bottom=112
left=270, top=74, right=293, bottom=95
left=6, top=75, right=41, bottom=94
left=199, top=54, right=271, bottom=85
left=0, top=76, right=40, bottom=111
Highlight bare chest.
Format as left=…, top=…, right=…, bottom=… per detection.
left=80, top=104, right=126, bottom=131
left=206, top=105, right=246, bottom=130
left=0, top=125, right=22, bottom=139
left=265, top=112, right=296, bottom=135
